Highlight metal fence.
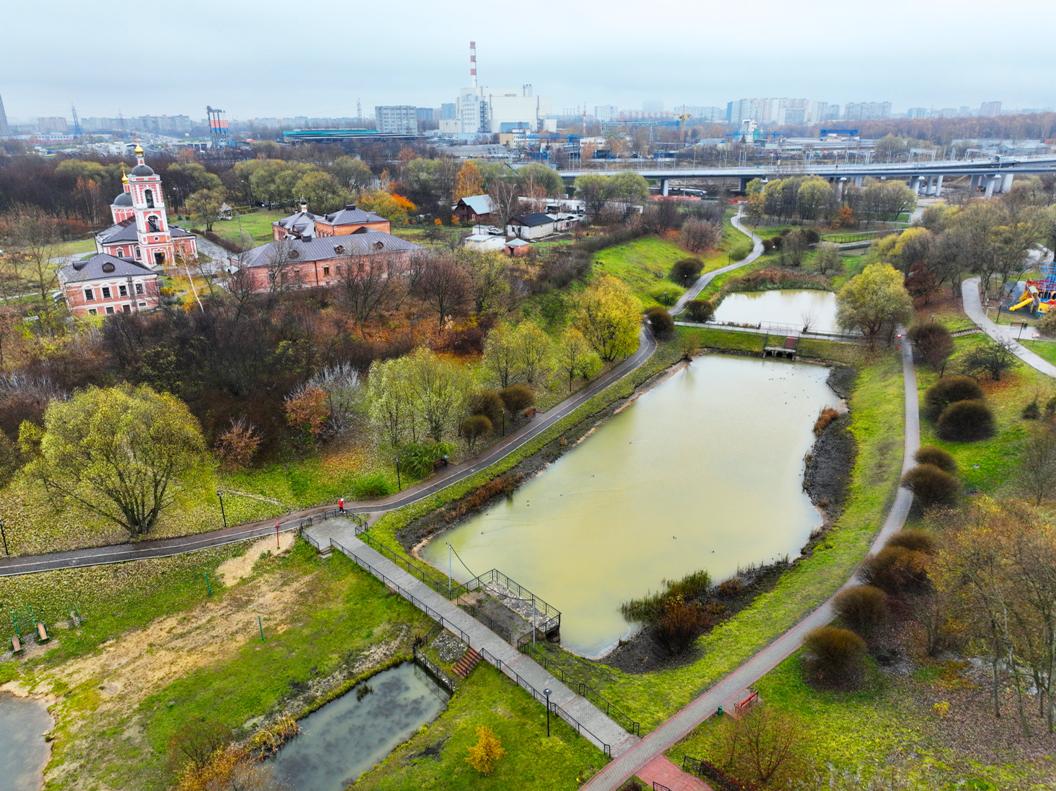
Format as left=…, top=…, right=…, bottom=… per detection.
left=452, top=568, right=562, bottom=635
left=527, top=649, right=640, bottom=736
left=478, top=646, right=613, bottom=757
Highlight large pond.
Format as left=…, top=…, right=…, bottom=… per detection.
left=423, top=356, right=841, bottom=657
left=271, top=663, right=448, bottom=791
left=0, top=693, right=52, bottom=791
left=712, top=289, right=840, bottom=334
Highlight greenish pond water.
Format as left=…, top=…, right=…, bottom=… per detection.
left=712, top=289, right=839, bottom=333
left=423, top=355, right=841, bottom=657
left=271, top=663, right=448, bottom=791
left=0, top=693, right=51, bottom=791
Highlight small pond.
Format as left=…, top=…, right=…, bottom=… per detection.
left=423, top=355, right=841, bottom=657
left=711, top=289, right=840, bottom=334
left=271, top=662, right=448, bottom=791
left=0, top=692, right=52, bottom=791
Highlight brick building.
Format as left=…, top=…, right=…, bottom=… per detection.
left=95, top=145, right=197, bottom=266
left=240, top=231, right=419, bottom=293
left=272, top=203, right=390, bottom=241
left=58, top=253, right=161, bottom=317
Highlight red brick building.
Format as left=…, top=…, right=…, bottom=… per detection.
left=240, top=232, right=419, bottom=293
left=58, top=253, right=162, bottom=317
left=272, top=203, right=390, bottom=241
left=95, top=145, right=197, bottom=267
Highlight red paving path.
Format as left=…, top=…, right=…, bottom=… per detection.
left=637, top=755, right=711, bottom=790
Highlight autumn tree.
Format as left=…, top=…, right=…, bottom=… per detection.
left=836, top=263, right=913, bottom=343
left=330, top=155, right=374, bottom=191
left=1019, top=425, right=1056, bottom=505
left=573, top=173, right=610, bottom=217
left=512, top=320, right=553, bottom=385
left=680, top=218, right=721, bottom=253
left=214, top=416, right=262, bottom=470
left=338, top=252, right=394, bottom=334
left=19, top=384, right=209, bottom=536
left=406, top=347, right=466, bottom=442
left=464, top=251, right=510, bottom=315
left=466, top=725, right=505, bottom=776
left=293, top=170, right=347, bottom=213
left=813, top=242, right=842, bottom=275
left=576, top=276, right=641, bottom=361
left=908, top=321, right=954, bottom=373
left=356, top=190, right=416, bottom=225
left=284, top=385, right=330, bottom=442
left=719, top=706, right=805, bottom=787
left=453, top=161, right=484, bottom=203
left=515, top=163, right=563, bottom=199
left=367, top=356, right=416, bottom=448
left=487, top=177, right=521, bottom=229
left=557, top=327, right=601, bottom=392
left=482, top=324, right=518, bottom=388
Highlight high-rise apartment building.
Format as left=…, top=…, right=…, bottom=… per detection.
left=374, top=105, right=418, bottom=135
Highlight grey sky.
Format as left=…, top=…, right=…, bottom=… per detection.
left=3, top=0, right=1054, bottom=120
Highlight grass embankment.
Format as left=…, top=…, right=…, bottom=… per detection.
left=201, top=209, right=286, bottom=248
left=593, top=236, right=695, bottom=308
left=666, top=652, right=1047, bottom=789
left=51, top=238, right=96, bottom=258
left=521, top=335, right=903, bottom=729
left=1023, top=338, right=1056, bottom=367
left=13, top=542, right=430, bottom=790
left=353, top=662, right=606, bottom=790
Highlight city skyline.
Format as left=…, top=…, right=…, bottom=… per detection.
left=3, top=0, right=1054, bottom=120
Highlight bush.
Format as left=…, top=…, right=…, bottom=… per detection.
left=348, top=472, right=394, bottom=499
left=908, top=322, right=954, bottom=372
left=649, top=282, right=683, bottom=306
left=685, top=299, right=714, bottom=323
left=680, top=217, right=721, bottom=252
left=397, top=441, right=454, bottom=479
left=914, top=445, right=957, bottom=474
left=621, top=569, right=711, bottom=624
left=886, top=528, right=937, bottom=555
left=961, top=341, right=1016, bottom=381
left=459, top=414, right=493, bottom=450
left=861, top=545, right=931, bottom=594
left=803, top=626, right=867, bottom=687
left=498, top=383, right=535, bottom=415
left=645, top=306, right=675, bottom=339
left=1037, top=310, right=1056, bottom=338
left=901, top=463, right=959, bottom=507
left=813, top=407, right=840, bottom=436
left=924, top=376, right=984, bottom=420
left=656, top=597, right=709, bottom=655
left=833, top=585, right=888, bottom=637
left=936, top=399, right=995, bottom=441
left=670, top=257, right=704, bottom=286
left=469, top=389, right=505, bottom=429
left=1023, top=399, right=1041, bottom=420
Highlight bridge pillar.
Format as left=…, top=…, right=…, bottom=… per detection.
left=985, top=175, right=1000, bottom=198
left=933, top=175, right=943, bottom=197
left=969, top=174, right=982, bottom=192
left=835, top=177, right=846, bottom=200
left=660, top=178, right=670, bottom=197
left=852, top=175, right=864, bottom=188
left=1001, top=173, right=1015, bottom=194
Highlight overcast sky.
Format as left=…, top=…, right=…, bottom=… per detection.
left=3, top=0, right=1054, bottom=121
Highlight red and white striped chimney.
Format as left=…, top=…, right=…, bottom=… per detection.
left=469, top=40, right=478, bottom=90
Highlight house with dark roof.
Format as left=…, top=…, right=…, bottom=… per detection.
left=240, top=231, right=419, bottom=293
left=57, top=253, right=161, bottom=317
left=272, top=202, right=390, bottom=241
left=452, top=194, right=495, bottom=224
left=506, top=212, right=557, bottom=240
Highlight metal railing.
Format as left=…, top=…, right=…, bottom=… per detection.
left=412, top=629, right=458, bottom=694
left=478, top=646, right=613, bottom=757
left=526, top=649, right=640, bottom=736
left=452, top=568, right=561, bottom=634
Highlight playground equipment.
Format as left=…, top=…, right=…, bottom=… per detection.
left=1009, top=261, right=1056, bottom=314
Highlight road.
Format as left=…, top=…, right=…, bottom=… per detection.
left=582, top=335, right=920, bottom=791
left=962, top=276, right=1056, bottom=378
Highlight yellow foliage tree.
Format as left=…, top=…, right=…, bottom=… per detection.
left=466, top=725, right=506, bottom=776
left=454, top=161, right=484, bottom=204
left=575, top=275, right=642, bottom=361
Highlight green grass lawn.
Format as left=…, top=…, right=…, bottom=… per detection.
left=201, top=209, right=286, bottom=248
left=1023, top=339, right=1056, bottom=366
left=353, top=663, right=606, bottom=790
left=916, top=333, right=1051, bottom=494
left=666, top=653, right=1048, bottom=789
left=521, top=344, right=904, bottom=729
left=51, top=238, right=96, bottom=258
left=592, top=236, right=695, bottom=308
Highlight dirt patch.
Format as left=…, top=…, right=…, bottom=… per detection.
left=826, top=364, right=858, bottom=400
left=217, top=532, right=296, bottom=587
left=803, top=413, right=856, bottom=516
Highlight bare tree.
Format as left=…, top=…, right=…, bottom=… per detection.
left=264, top=238, right=298, bottom=296
left=338, top=253, right=393, bottom=334
left=488, top=178, right=521, bottom=231
left=1020, top=426, right=1056, bottom=505
left=413, top=251, right=470, bottom=328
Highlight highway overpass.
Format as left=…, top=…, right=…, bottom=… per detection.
left=553, top=154, right=1056, bottom=197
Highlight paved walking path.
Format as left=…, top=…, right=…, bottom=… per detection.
left=670, top=211, right=764, bottom=316
left=582, top=336, right=920, bottom=790
left=308, top=521, right=637, bottom=757
left=637, top=755, right=711, bottom=790
left=962, top=277, right=1056, bottom=378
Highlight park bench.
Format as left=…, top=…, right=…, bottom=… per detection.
left=11, top=634, right=22, bottom=654
left=734, top=690, right=760, bottom=716
left=36, top=622, right=50, bottom=644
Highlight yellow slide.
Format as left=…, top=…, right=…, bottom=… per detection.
left=1010, top=296, right=1035, bottom=311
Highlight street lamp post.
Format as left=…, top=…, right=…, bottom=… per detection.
left=0, top=517, right=8, bottom=556
left=216, top=490, right=227, bottom=529
left=544, top=688, right=552, bottom=737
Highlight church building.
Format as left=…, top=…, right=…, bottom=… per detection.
left=95, top=145, right=198, bottom=267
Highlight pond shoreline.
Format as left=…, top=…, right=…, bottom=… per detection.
left=0, top=684, right=53, bottom=791
left=401, top=353, right=857, bottom=665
